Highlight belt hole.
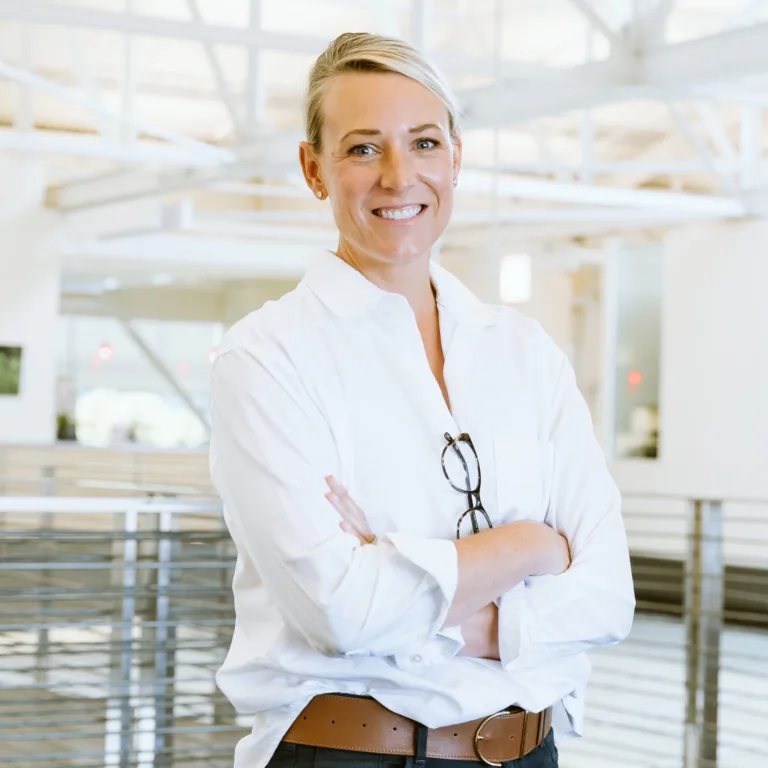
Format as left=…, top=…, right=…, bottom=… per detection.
left=393, top=727, right=397, bottom=731
left=363, top=724, right=366, bottom=728
left=331, top=720, right=335, bottom=724
left=453, top=733, right=458, bottom=737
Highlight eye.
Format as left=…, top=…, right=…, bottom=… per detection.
left=349, top=144, right=376, bottom=157
left=415, top=138, right=439, bottom=150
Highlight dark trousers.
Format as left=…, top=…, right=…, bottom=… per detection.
left=266, top=728, right=558, bottom=767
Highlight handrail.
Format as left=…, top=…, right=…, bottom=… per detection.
left=0, top=496, right=222, bottom=514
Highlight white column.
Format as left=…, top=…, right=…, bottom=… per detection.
left=0, top=154, right=62, bottom=444
left=661, top=220, right=768, bottom=476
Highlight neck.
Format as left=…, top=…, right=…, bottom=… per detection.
left=335, top=240, right=437, bottom=324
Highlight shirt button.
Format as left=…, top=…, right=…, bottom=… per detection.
left=411, top=654, right=423, bottom=664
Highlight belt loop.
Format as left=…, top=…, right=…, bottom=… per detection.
left=414, top=722, right=428, bottom=766
left=518, top=711, right=529, bottom=760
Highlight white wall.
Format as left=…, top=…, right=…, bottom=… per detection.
left=659, top=220, right=768, bottom=484
left=0, top=208, right=63, bottom=444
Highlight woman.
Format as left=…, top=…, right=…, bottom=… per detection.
left=210, top=32, right=635, bottom=768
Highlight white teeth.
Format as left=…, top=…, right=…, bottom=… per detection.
left=375, top=205, right=423, bottom=220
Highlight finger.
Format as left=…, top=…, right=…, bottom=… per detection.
left=326, top=481, right=371, bottom=530
left=328, top=492, right=365, bottom=533
left=326, top=476, right=356, bottom=505
left=340, top=520, right=368, bottom=545
left=325, top=478, right=375, bottom=541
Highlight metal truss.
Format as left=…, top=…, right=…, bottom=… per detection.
left=0, top=0, right=764, bottom=239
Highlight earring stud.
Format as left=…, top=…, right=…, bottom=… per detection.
left=316, top=189, right=323, bottom=199
left=453, top=178, right=458, bottom=187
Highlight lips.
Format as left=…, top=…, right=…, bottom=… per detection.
left=372, top=204, right=426, bottom=221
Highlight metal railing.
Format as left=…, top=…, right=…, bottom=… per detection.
left=1, top=486, right=767, bottom=767
left=559, top=495, right=768, bottom=768
left=0, top=496, right=246, bottom=767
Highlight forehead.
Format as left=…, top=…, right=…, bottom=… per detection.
left=320, top=71, right=450, bottom=142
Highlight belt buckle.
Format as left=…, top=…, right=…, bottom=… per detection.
left=474, top=709, right=522, bottom=767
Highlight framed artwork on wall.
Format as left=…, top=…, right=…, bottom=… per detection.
left=0, top=346, right=23, bottom=395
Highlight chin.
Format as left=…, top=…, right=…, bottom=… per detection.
left=374, top=245, right=433, bottom=266
left=370, top=235, right=438, bottom=263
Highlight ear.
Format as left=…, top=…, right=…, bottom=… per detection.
left=299, top=141, right=325, bottom=199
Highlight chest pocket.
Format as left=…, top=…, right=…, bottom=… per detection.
left=494, top=437, right=554, bottom=524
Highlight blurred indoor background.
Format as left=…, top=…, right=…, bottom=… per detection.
left=0, top=0, right=766, bottom=766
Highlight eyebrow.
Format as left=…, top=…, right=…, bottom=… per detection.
left=339, top=123, right=444, bottom=143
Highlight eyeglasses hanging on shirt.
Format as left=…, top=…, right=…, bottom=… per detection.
left=441, top=432, right=493, bottom=539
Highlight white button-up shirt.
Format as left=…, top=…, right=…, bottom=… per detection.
left=210, top=251, right=635, bottom=768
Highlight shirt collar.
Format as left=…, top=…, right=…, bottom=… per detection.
left=301, top=250, right=497, bottom=327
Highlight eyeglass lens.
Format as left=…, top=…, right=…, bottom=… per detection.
left=442, top=436, right=481, bottom=495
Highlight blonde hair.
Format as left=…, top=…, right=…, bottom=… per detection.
left=305, top=32, right=461, bottom=150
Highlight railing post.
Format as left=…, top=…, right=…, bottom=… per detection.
left=684, top=499, right=724, bottom=768
left=35, top=465, right=55, bottom=685
left=106, top=506, right=138, bottom=768
left=153, top=508, right=176, bottom=767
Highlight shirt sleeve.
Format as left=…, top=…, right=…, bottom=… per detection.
left=497, top=327, right=636, bottom=670
left=210, top=333, right=459, bottom=659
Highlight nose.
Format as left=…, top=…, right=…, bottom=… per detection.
left=380, top=147, right=416, bottom=193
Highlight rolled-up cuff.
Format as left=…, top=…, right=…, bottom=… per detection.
left=393, top=624, right=465, bottom=670
left=497, top=580, right=531, bottom=669
left=384, top=533, right=459, bottom=663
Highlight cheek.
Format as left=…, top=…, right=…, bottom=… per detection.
left=332, top=167, right=373, bottom=212
left=421, top=158, right=456, bottom=198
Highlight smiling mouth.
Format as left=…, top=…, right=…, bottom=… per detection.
left=372, top=204, right=426, bottom=221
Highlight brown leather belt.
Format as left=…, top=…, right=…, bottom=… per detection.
left=283, top=694, right=552, bottom=765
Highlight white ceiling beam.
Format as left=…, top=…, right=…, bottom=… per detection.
left=187, top=218, right=336, bottom=245
left=0, top=0, right=555, bottom=82
left=484, top=159, right=746, bottom=175
left=209, top=181, right=314, bottom=198
left=411, top=0, right=432, bottom=50
left=0, top=0, right=327, bottom=54
left=565, top=0, right=624, bottom=48
left=0, top=128, right=231, bottom=166
left=63, top=233, right=324, bottom=279
left=451, top=206, right=730, bottom=225
left=199, top=210, right=333, bottom=225
left=457, top=169, right=747, bottom=216
left=462, top=22, right=768, bottom=127
left=462, top=57, right=641, bottom=128
left=666, top=103, right=739, bottom=195
left=740, top=105, right=763, bottom=189
left=14, top=23, right=33, bottom=131
left=244, top=0, right=266, bottom=137
left=643, top=22, right=768, bottom=87
left=121, top=0, right=137, bottom=146
left=52, top=130, right=301, bottom=210
left=185, top=0, right=242, bottom=135
left=694, top=102, right=738, bottom=163
left=645, top=0, right=676, bottom=43
left=0, top=59, right=235, bottom=164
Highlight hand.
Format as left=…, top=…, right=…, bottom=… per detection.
left=325, top=475, right=377, bottom=545
left=458, top=602, right=500, bottom=660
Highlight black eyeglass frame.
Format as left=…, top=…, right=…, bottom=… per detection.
left=441, top=432, right=493, bottom=539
